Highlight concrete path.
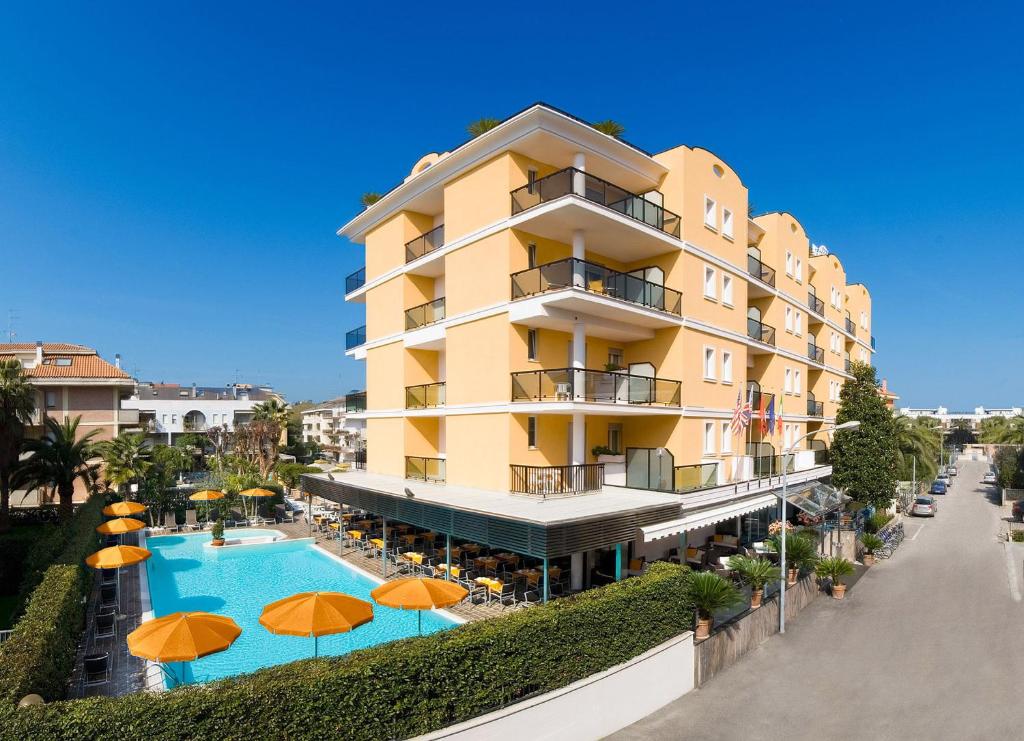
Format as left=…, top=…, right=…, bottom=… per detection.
left=612, top=459, right=1024, bottom=740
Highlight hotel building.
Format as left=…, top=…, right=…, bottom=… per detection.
left=301, top=395, right=367, bottom=463
left=305, top=104, right=875, bottom=592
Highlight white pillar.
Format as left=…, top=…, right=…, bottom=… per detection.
left=571, top=551, right=584, bottom=591
left=572, top=230, right=585, bottom=288
left=572, top=152, right=586, bottom=196
left=572, top=412, right=585, bottom=466
left=572, top=320, right=586, bottom=410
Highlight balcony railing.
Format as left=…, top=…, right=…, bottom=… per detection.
left=808, top=342, right=824, bottom=364
left=405, top=456, right=445, bottom=483
left=345, top=267, right=366, bottom=294
left=748, top=389, right=775, bottom=412
left=674, top=462, right=719, bottom=493
left=405, top=224, right=445, bottom=263
left=751, top=454, right=796, bottom=477
left=345, top=326, right=366, bottom=350
left=510, top=167, right=681, bottom=238
left=747, top=317, right=776, bottom=345
left=118, top=409, right=140, bottom=425
left=808, top=291, right=824, bottom=315
left=345, top=392, right=366, bottom=413
left=509, top=463, right=604, bottom=497
left=747, top=254, right=776, bottom=287
left=807, top=400, right=824, bottom=417
left=845, top=358, right=852, bottom=373
left=511, top=368, right=681, bottom=406
left=871, top=335, right=876, bottom=350
left=845, top=317, right=856, bottom=335
left=405, top=297, right=446, bottom=330
left=510, top=258, right=682, bottom=316
left=405, top=382, right=445, bottom=409
left=813, top=447, right=830, bottom=465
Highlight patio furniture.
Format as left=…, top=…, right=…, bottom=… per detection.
left=100, top=568, right=117, bottom=586
left=184, top=510, right=200, bottom=531
left=94, top=611, right=116, bottom=640
left=685, top=547, right=705, bottom=569
left=625, top=558, right=646, bottom=577
left=163, top=511, right=180, bottom=532
left=83, top=653, right=110, bottom=686
left=100, top=584, right=117, bottom=608
left=492, top=581, right=517, bottom=608
left=708, top=534, right=741, bottom=552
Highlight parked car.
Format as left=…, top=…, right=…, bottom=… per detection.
left=983, top=471, right=997, bottom=485
left=948, top=466, right=958, bottom=477
left=1013, top=500, right=1024, bottom=522
left=912, top=496, right=937, bottom=517
left=937, top=473, right=951, bottom=488
left=930, top=480, right=948, bottom=495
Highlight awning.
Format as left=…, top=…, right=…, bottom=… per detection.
left=640, top=493, right=778, bottom=542
left=784, top=481, right=849, bottom=517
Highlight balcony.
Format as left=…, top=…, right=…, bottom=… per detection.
left=345, top=326, right=366, bottom=350
left=511, top=368, right=681, bottom=406
left=674, top=462, right=719, bottom=493
left=751, top=454, right=796, bottom=477
left=747, top=254, right=776, bottom=288
left=405, top=382, right=445, bottom=410
left=345, top=392, right=367, bottom=413
left=808, top=291, right=824, bottom=316
left=845, top=317, right=856, bottom=335
left=748, top=389, right=774, bottom=412
left=844, top=356, right=852, bottom=373
left=511, top=167, right=680, bottom=238
left=405, top=225, right=445, bottom=264
left=511, top=258, right=681, bottom=316
left=405, top=456, right=445, bottom=483
left=807, top=399, right=824, bottom=417
left=747, top=317, right=776, bottom=346
left=117, top=408, right=140, bottom=425
left=871, top=335, right=876, bottom=350
left=509, top=463, right=603, bottom=497
left=405, top=297, right=445, bottom=331
left=807, top=342, right=824, bottom=364
left=345, top=267, right=365, bottom=294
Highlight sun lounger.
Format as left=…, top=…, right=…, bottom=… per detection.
left=94, top=612, right=115, bottom=640
left=83, top=653, right=110, bottom=686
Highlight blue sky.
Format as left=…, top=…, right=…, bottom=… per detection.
left=2, top=3, right=1022, bottom=408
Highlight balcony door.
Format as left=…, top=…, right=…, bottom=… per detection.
left=626, top=447, right=673, bottom=491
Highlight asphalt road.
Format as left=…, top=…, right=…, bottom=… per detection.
left=612, top=458, right=1024, bottom=741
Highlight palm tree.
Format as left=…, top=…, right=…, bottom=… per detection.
left=895, top=416, right=940, bottom=482
left=466, top=118, right=501, bottom=137
left=100, top=432, right=152, bottom=498
left=0, top=358, right=36, bottom=531
left=993, top=416, right=1024, bottom=445
left=591, top=119, right=625, bottom=138
left=980, top=415, right=1015, bottom=443
left=360, top=192, right=381, bottom=208
left=253, top=398, right=290, bottom=427
left=20, top=416, right=100, bottom=521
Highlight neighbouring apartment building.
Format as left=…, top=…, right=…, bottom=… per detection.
left=303, top=104, right=876, bottom=592
left=301, top=395, right=367, bottom=463
left=121, top=382, right=283, bottom=444
left=898, top=405, right=1022, bottom=430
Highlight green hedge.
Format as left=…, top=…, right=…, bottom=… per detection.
left=0, top=562, right=693, bottom=740
left=0, top=495, right=104, bottom=703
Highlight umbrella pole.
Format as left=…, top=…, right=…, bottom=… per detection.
left=418, top=610, right=422, bottom=636
left=314, top=635, right=318, bottom=658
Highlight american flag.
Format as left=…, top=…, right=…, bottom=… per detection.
left=730, top=389, right=752, bottom=436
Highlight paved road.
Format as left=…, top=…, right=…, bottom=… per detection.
left=613, top=459, right=1024, bottom=740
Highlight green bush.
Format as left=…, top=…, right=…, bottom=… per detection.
left=864, top=512, right=893, bottom=534
left=1011, top=530, right=1024, bottom=543
left=0, top=495, right=104, bottom=703
left=0, top=563, right=693, bottom=739
left=274, top=463, right=321, bottom=490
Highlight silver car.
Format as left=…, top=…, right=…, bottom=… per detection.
left=912, top=495, right=937, bottom=517
left=983, top=472, right=997, bottom=484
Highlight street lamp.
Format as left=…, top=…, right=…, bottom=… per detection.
left=779, top=420, right=860, bottom=634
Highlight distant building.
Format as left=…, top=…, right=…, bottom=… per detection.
left=896, top=405, right=1022, bottom=430
left=122, top=382, right=284, bottom=443
left=878, top=379, right=899, bottom=410
left=301, top=394, right=366, bottom=462
left=0, top=341, right=135, bottom=441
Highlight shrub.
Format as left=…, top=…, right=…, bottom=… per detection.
left=0, top=564, right=693, bottom=737
left=864, top=512, right=893, bottom=534
left=1012, top=530, right=1024, bottom=543
left=729, top=556, right=781, bottom=591
left=779, top=534, right=819, bottom=573
left=274, top=463, right=321, bottom=490
left=860, top=533, right=885, bottom=554
left=815, top=556, right=855, bottom=586
left=687, top=571, right=742, bottom=620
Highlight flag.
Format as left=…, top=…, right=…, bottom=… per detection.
left=758, top=392, right=768, bottom=434
left=730, top=389, right=752, bottom=436
left=766, top=395, right=776, bottom=435
left=777, top=395, right=784, bottom=435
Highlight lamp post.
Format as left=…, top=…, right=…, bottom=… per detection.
left=779, top=420, right=860, bottom=634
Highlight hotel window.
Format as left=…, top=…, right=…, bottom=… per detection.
left=171, top=414, right=177, bottom=424
left=794, top=369, right=802, bottom=394
left=721, top=421, right=732, bottom=453
left=722, top=274, right=734, bottom=306
left=161, top=414, right=167, bottom=425
left=722, top=208, right=734, bottom=239
left=527, top=329, right=538, bottom=361
left=45, top=390, right=57, bottom=409
left=785, top=251, right=794, bottom=277
left=795, top=257, right=803, bottom=282
left=795, top=311, right=803, bottom=336
left=608, top=348, right=624, bottom=369
left=704, top=196, right=717, bottom=229
left=703, top=347, right=717, bottom=380
left=703, top=266, right=717, bottom=299
left=527, top=169, right=538, bottom=194
left=860, top=311, right=868, bottom=329
left=608, top=424, right=622, bottom=454
left=703, top=422, right=715, bottom=455
left=721, top=351, right=733, bottom=383
left=527, top=243, right=537, bottom=269
left=785, top=306, right=793, bottom=332
left=785, top=367, right=793, bottom=393
left=527, top=416, right=537, bottom=448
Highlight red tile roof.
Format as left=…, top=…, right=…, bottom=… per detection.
left=0, top=343, right=132, bottom=381
left=0, top=342, right=94, bottom=353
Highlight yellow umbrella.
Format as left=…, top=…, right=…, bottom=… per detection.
left=85, top=544, right=151, bottom=569
left=96, top=517, right=146, bottom=535
left=127, top=612, right=241, bottom=686
left=240, top=488, right=275, bottom=519
left=189, top=490, right=225, bottom=502
left=259, top=591, right=373, bottom=657
left=371, top=577, right=467, bottom=635
left=102, top=501, right=146, bottom=517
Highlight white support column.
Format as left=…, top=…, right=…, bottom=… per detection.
left=572, top=412, right=585, bottom=466
left=571, top=551, right=584, bottom=591
left=572, top=230, right=585, bottom=288
left=572, top=152, right=586, bottom=196
left=572, top=320, right=586, bottom=411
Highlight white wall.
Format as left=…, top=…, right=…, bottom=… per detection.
left=121, top=396, right=262, bottom=434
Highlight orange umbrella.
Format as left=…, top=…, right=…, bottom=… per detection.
left=96, top=517, right=146, bottom=535
left=189, top=490, right=225, bottom=502
left=259, top=591, right=373, bottom=657
left=240, top=488, right=275, bottom=519
left=85, top=545, right=151, bottom=569
left=102, top=501, right=146, bottom=517
left=128, top=612, right=241, bottom=686
left=371, top=577, right=467, bottom=634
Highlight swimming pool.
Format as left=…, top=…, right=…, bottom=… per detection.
left=142, top=529, right=459, bottom=685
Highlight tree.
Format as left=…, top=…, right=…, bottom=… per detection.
left=984, top=415, right=1024, bottom=446
left=895, top=415, right=939, bottom=482
left=947, top=418, right=976, bottom=447
left=0, top=358, right=35, bottom=531
left=99, top=432, right=152, bottom=497
left=360, top=192, right=381, bottom=207
left=253, top=398, right=290, bottom=427
left=19, top=416, right=100, bottom=521
left=206, top=424, right=233, bottom=469
left=233, top=419, right=282, bottom=479
left=831, top=362, right=900, bottom=510
left=591, top=119, right=625, bottom=137
left=466, top=118, right=501, bottom=137
left=979, top=416, right=1009, bottom=443
left=993, top=446, right=1023, bottom=489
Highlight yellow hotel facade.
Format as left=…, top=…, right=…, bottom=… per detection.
left=308, top=104, right=875, bottom=578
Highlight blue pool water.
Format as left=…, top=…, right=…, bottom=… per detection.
left=143, top=529, right=458, bottom=685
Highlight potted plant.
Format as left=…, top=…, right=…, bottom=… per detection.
left=211, top=518, right=226, bottom=547
left=815, top=556, right=855, bottom=599
left=729, top=556, right=781, bottom=609
left=686, top=571, right=742, bottom=639
left=859, top=533, right=884, bottom=566
left=767, top=530, right=818, bottom=585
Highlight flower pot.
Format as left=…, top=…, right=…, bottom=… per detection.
left=695, top=617, right=712, bottom=639
left=787, top=568, right=798, bottom=586
left=211, top=538, right=225, bottom=547
left=863, top=553, right=875, bottom=567
left=832, top=583, right=846, bottom=600
left=750, top=588, right=763, bottom=609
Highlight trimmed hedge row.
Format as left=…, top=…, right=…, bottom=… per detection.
left=0, top=495, right=105, bottom=703
left=0, top=562, right=693, bottom=740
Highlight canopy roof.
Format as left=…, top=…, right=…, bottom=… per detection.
left=785, top=481, right=849, bottom=517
